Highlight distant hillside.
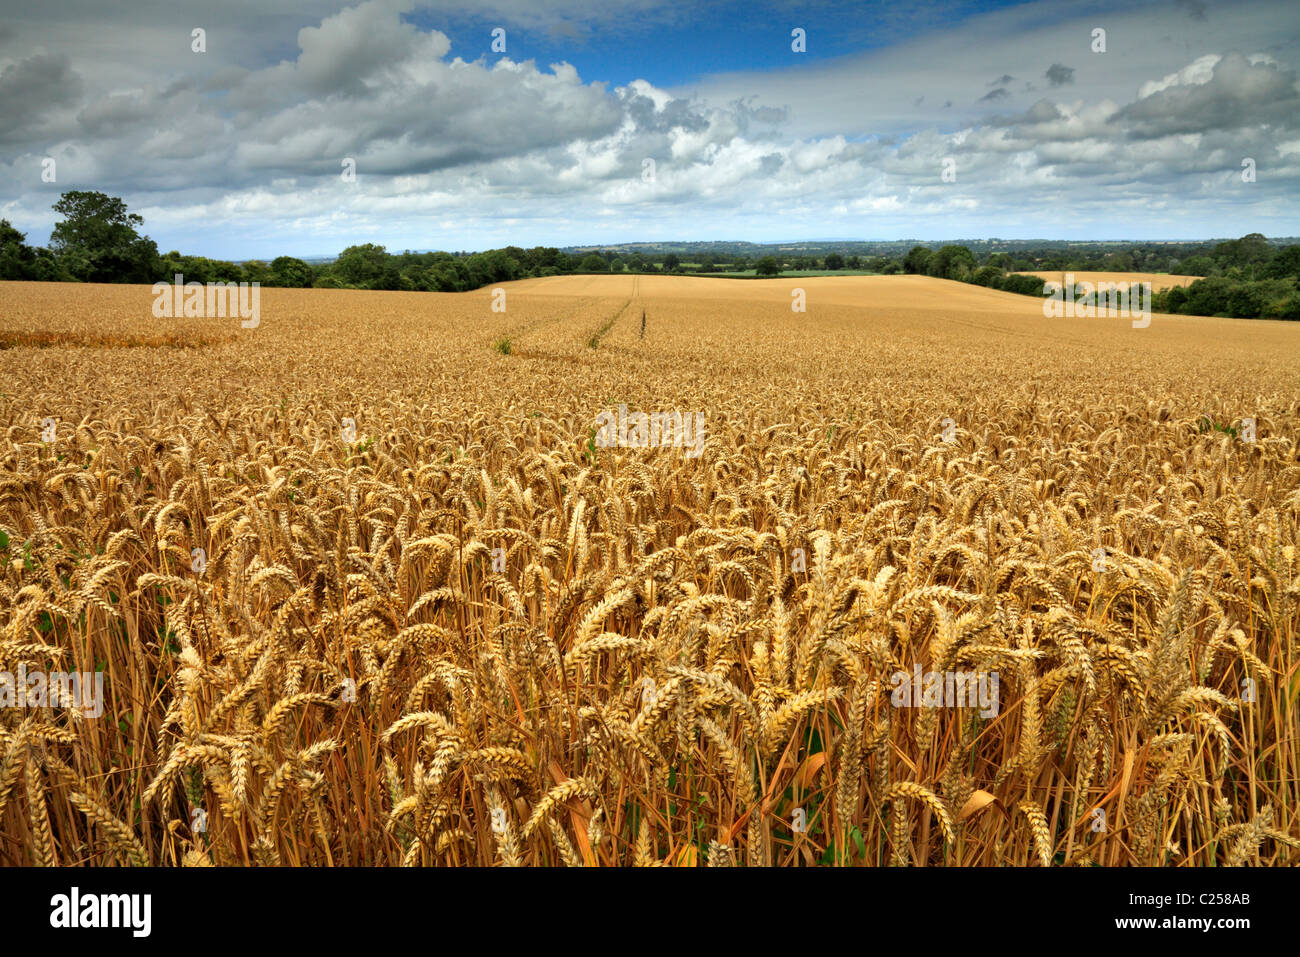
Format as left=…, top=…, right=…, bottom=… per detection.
left=558, top=238, right=1300, bottom=260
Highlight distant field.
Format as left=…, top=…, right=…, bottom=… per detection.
left=1013, top=270, right=1204, bottom=292
left=1, top=274, right=1296, bottom=867
left=705, top=268, right=882, bottom=278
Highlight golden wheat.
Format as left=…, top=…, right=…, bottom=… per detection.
left=0, top=275, right=1297, bottom=866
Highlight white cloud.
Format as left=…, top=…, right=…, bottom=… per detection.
left=1138, top=54, right=1222, bottom=98
left=0, top=0, right=1296, bottom=255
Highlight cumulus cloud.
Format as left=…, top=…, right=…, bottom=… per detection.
left=0, top=0, right=1295, bottom=254
left=1118, top=52, right=1300, bottom=136
left=1138, top=53, right=1223, bottom=98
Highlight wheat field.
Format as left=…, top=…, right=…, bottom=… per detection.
left=1014, top=271, right=1203, bottom=292
left=1, top=274, right=1297, bottom=867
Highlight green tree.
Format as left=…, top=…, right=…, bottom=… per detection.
left=0, top=220, right=37, bottom=280
left=1213, top=233, right=1271, bottom=270
left=579, top=253, right=609, bottom=272
left=663, top=253, right=681, bottom=271
left=241, top=260, right=271, bottom=284
left=928, top=245, right=976, bottom=281
left=1225, top=284, right=1266, bottom=318
left=1262, top=245, right=1300, bottom=279
left=49, top=190, right=159, bottom=283
left=755, top=256, right=781, bottom=277
left=270, top=256, right=314, bottom=287
left=824, top=252, right=845, bottom=270
left=1182, top=277, right=1234, bottom=316
left=332, top=243, right=389, bottom=287
left=903, top=246, right=932, bottom=275
left=1176, top=255, right=1217, bottom=277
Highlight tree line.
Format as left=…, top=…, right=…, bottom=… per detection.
left=895, top=237, right=1300, bottom=320
left=1, top=192, right=1295, bottom=318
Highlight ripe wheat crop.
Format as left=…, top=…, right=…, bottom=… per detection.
left=1013, top=271, right=1203, bottom=293
left=1, top=275, right=1297, bottom=866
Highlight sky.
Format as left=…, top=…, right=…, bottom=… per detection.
left=1, top=0, right=1297, bottom=258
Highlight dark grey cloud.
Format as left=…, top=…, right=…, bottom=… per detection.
left=729, top=97, right=787, bottom=135
left=987, top=98, right=1067, bottom=127
left=1175, top=0, right=1208, bottom=20
left=1045, top=63, right=1074, bottom=86
left=76, top=91, right=165, bottom=137
left=0, top=53, right=85, bottom=145
left=979, top=87, right=1009, bottom=101
left=623, top=89, right=710, bottom=134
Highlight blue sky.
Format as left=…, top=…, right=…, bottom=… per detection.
left=414, top=1, right=1038, bottom=89
left=0, top=0, right=1297, bottom=258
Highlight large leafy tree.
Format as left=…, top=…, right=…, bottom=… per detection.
left=927, top=245, right=976, bottom=281
left=0, top=219, right=37, bottom=279
left=1213, top=232, right=1272, bottom=268
left=332, top=243, right=389, bottom=287
left=1262, top=245, right=1300, bottom=280
left=49, top=191, right=159, bottom=283
left=271, top=256, right=314, bottom=287
left=902, top=245, right=932, bottom=274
